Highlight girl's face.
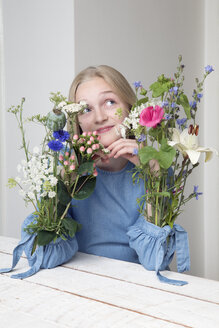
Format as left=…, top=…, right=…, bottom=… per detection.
left=75, top=77, right=129, bottom=147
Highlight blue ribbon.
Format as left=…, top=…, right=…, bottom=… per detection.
left=0, top=233, right=44, bottom=279
left=155, top=224, right=190, bottom=286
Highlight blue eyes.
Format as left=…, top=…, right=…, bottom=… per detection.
left=82, top=107, right=91, bottom=114
left=106, top=100, right=115, bottom=107
left=81, top=99, right=116, bottom=115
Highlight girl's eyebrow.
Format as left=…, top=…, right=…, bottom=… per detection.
left=77, top=91, right=117, bottom=103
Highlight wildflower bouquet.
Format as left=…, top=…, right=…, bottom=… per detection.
left=7, top=92, right=107, bottom=252
left=123, top=56, right=217, bottom=228
left=126, top=56, right=217, bottom=285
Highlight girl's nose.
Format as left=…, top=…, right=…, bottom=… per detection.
left=94, top=107, right=107, bottom=123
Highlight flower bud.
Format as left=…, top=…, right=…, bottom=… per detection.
left=87, top=148, right=93, bottom=154
left=188, top=124, right=193, bottom=135
left=80, top=146, right=85, bottom=152
left=73, top=134, right=79, bottom=140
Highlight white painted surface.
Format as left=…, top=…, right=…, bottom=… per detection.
left=0, top=236, right=219, bottom=328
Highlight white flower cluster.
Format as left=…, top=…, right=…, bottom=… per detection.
left=62, top=101, right=87, bottom=114
left=16, top=151, right=61, bottom=201
left=122, top=104, right=145, bottom=131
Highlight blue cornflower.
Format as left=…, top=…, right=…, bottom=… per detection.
left=205, top=65, right=214, bottom=74
left=53, top=130, right=70, bottom=142
left=137, top=134, right=146, bottom=142
left=171, top=102, right=176, bottom=108
left=189, top=100, right=197, bottom=109
left=197, top=93, right=203, bottom=102
left=48, top=140, right=63, bottom=151
left=193, top=185, right=203, bottom=200
left=133, top=81, right=142, bottom=88
left=177, top=118, right=187, bottom=129
left=162, top=101, right=169, bottom=107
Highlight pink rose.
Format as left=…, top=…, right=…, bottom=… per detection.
left=139, top=105, right=164, bottom=128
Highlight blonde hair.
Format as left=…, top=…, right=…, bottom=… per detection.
left=68, top=65, right=136, bottom=134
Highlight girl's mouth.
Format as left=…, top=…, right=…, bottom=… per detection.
left=96, top=125, right=114, bottom=134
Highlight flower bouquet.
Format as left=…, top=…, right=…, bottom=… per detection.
left=125, top=56, right=218, bottom=285
left=0, top=92, right=108, bottom=279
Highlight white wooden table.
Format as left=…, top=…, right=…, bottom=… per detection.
left=0, top=236, right=218, bottom=328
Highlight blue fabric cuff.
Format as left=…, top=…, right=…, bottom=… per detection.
left=127, top=216, right=190, bottom=286
left=0, top=214, right=78, bottom=279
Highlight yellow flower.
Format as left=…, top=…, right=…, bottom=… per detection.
left=168, top=128, right=218, bottom=165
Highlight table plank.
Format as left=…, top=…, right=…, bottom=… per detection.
left=0, top=236, right=219, bottom=327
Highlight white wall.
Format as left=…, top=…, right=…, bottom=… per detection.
left=0, top=0, right=75, bottom=237
left=203, top=0, right=219, bottom=280
left=1, top=0, right=218, bottom=280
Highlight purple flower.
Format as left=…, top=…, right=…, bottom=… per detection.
left=171, top=102, right=176, bottom=108
left=133, top=81, right=142, bottom=88
left=165, top=114, right=171, bottom=120
left=193, top=185, right=203, bottom=200
left=173, top=86, right=178, bottom=95
left=48, top=140, right=63, bottom=151
left=177, top=118, right=187, bottom=129
left=162, top=101, right=169, bottom=107
left=205, top=65, right=214, bottom=74
left=53, top=130, right=70, bottom=142
left=137, top=134, right=146, bottom=142
left=197, top=93, right=203, bottom=102
left=169, top=87, right=178, bottom=95
left=189, top=100, right=197, bottom=109
left=132, top=148, right=138, bottom=155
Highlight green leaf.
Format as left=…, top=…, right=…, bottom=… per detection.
left=57, top=202, right=66, bottom=218
left=37, top=230, right=57, bottom=246
left=78, top=161, right=94, bottom=175
left=149, top=81, right=169, bottom=98
left=177, top=93, right=191, bottom=119
left=139, top=139, right=176, bottom=169
left=157, top=139, right=176, bottom=169
left=136, top=97, right=148, bottom=106
left=61, top=217, right=80, bottom=237
left=139, top=146, right=158, bottom=165
left=57, top=180, right=72, bottom=205
left=73, top=176, right=96, bottom=200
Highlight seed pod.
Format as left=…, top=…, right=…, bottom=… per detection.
left=46, top=108, right=66, bottom=131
